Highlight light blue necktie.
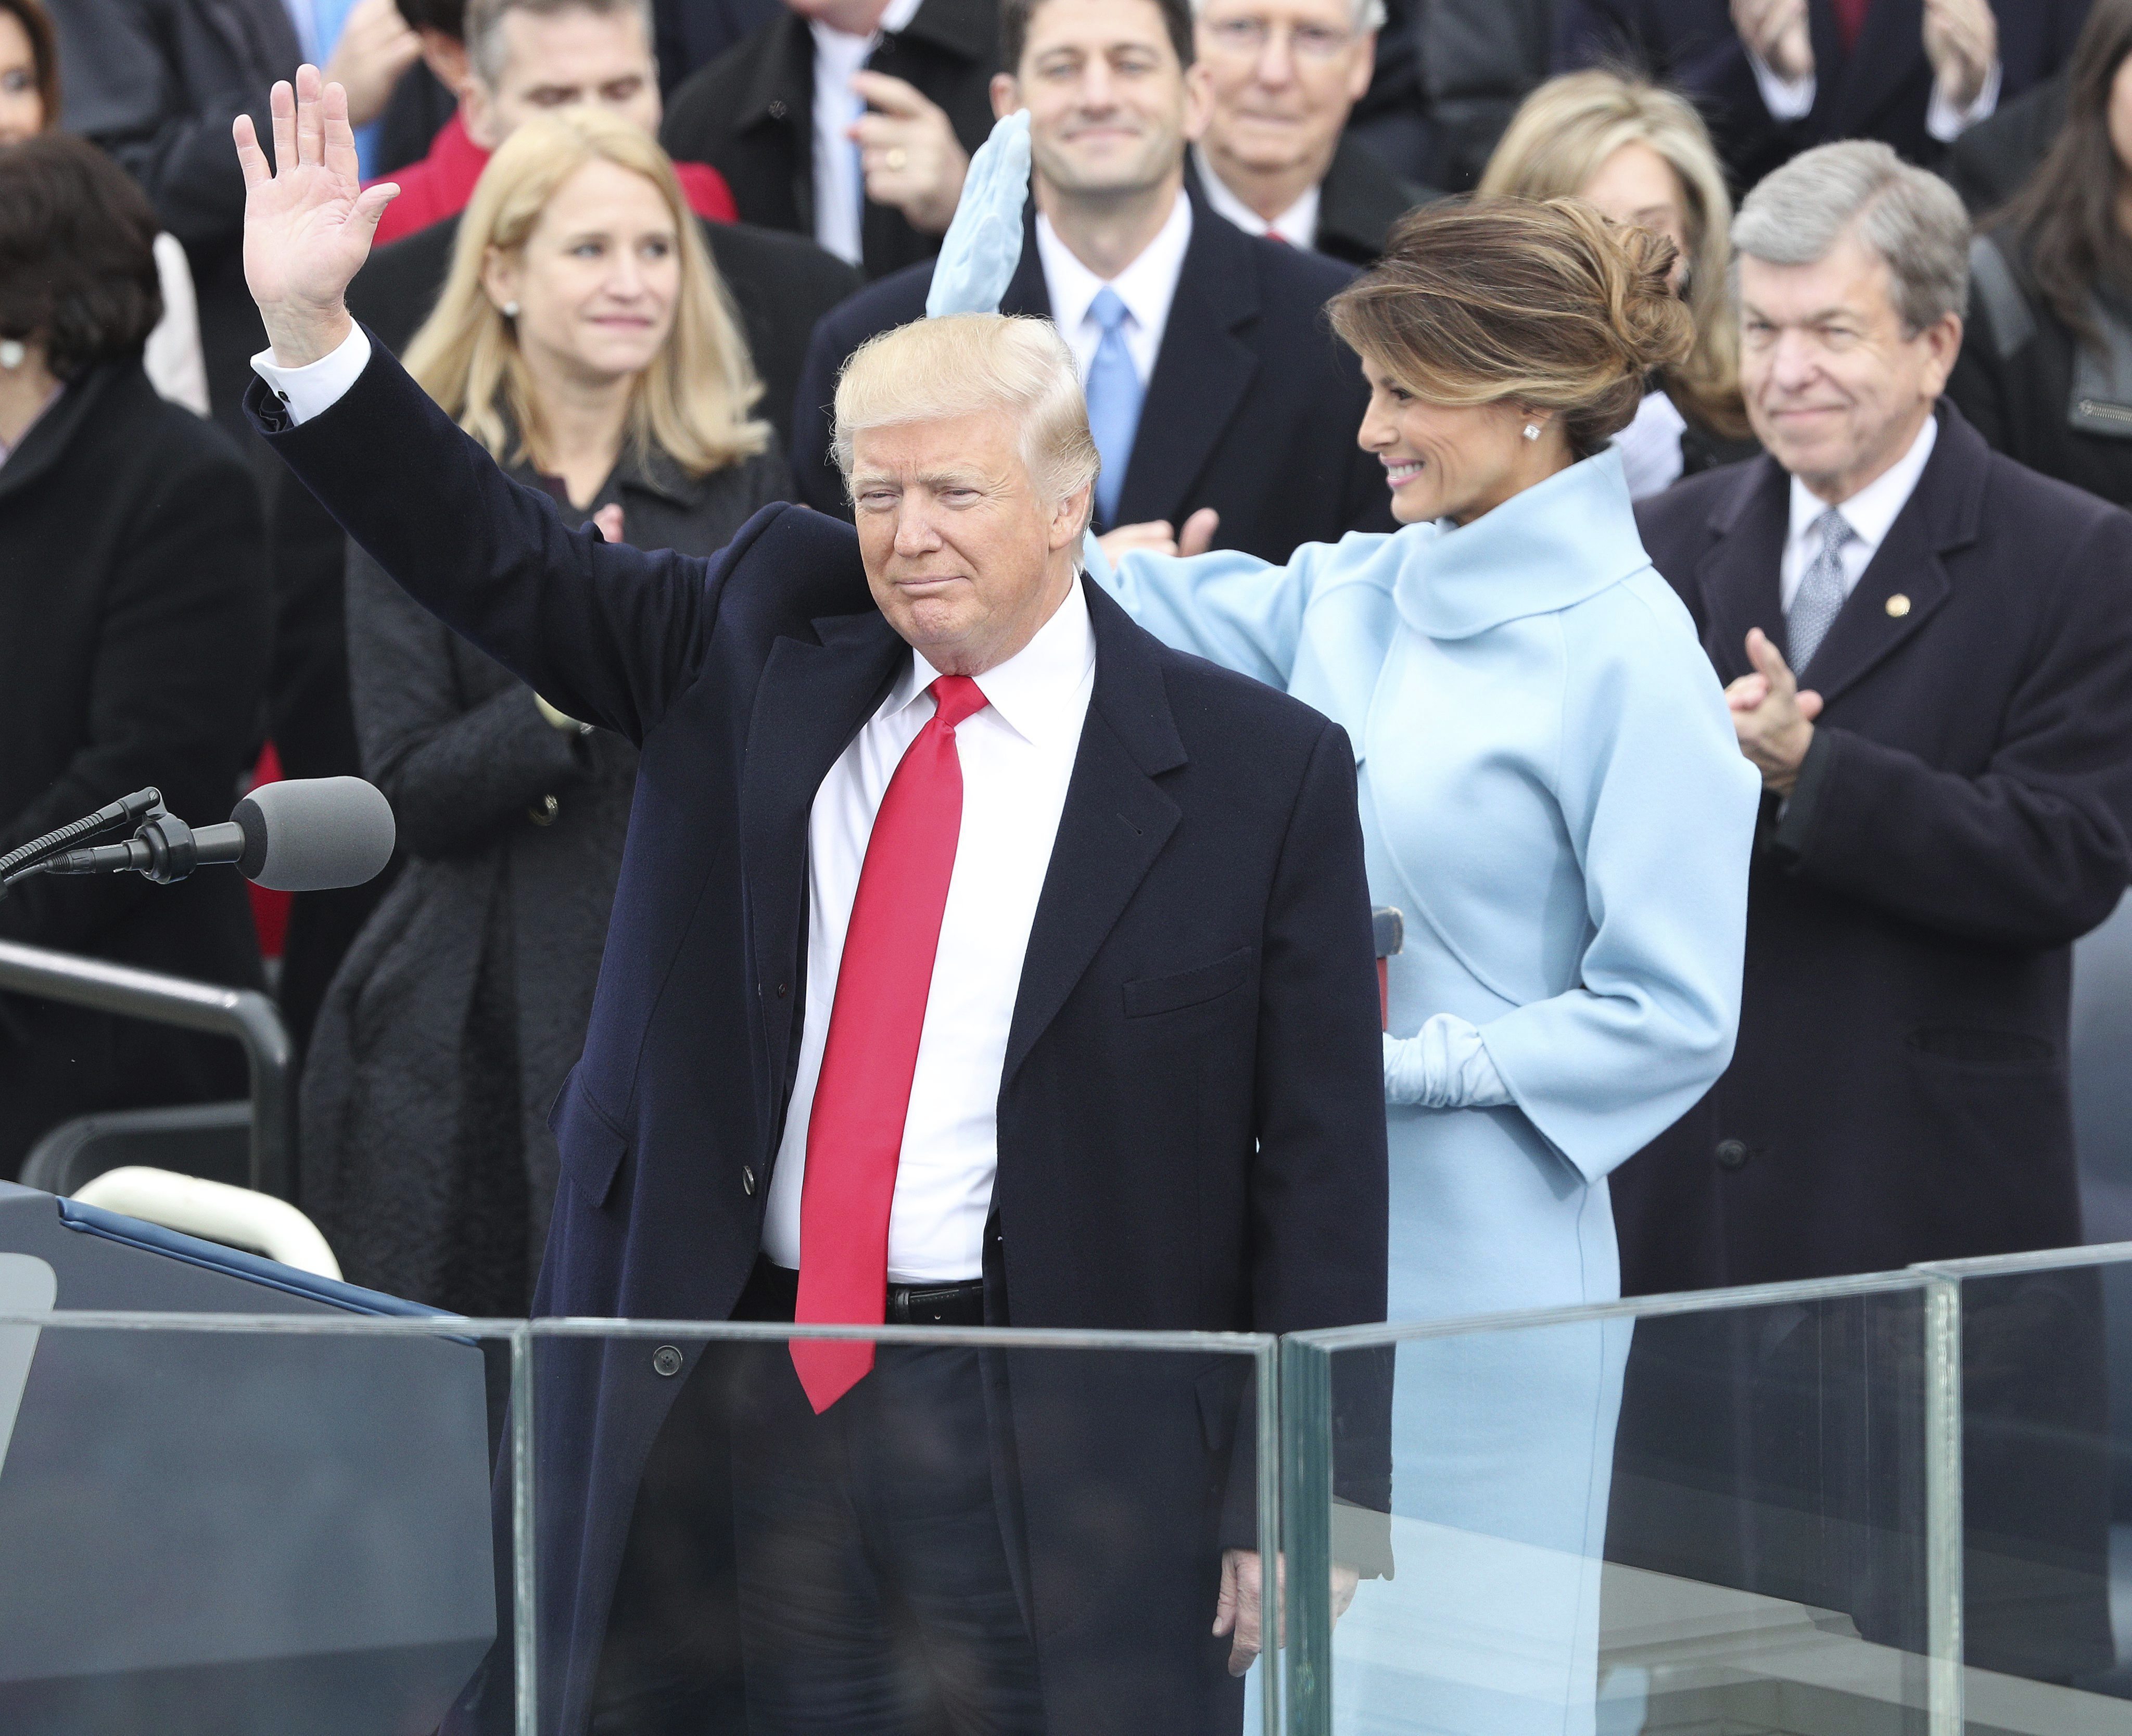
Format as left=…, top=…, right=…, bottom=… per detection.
left=1787, top=505, right=1855, bottom=672
left=1084, top=287, right=1144, bottom=528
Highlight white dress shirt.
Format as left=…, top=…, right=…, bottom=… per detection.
left=810, top=0, right=924, bottom=267
left=763, top=579, right=1096, bottom=1281
left=1611, top=388, right=1689, bottom=501
left=1034, top=189, right=1193, bottom=388
left=1779, top=412, right=1939, bottom=612
left=250, top=324, right=1098, bottom=1282
left=1747, top=45, right=2001, bottom=142
left=1193, top=146, right=1321, bottom=249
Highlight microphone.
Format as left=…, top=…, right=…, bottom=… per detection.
left=43, top=778, right=396, bottom=891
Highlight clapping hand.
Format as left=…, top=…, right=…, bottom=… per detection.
left=1923, top=0, right=1998, bottom=113
left=1726, top=627, right=1822, bottom=795
left=1097, top=509, right=1221, bottom=565
left=851, top=71, right=971, bottom=236
left=233, top=66, right=399, bottom=368
left=1732, top=0, right=1813, bottom=83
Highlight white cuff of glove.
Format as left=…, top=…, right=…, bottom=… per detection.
left=1383, top=1016, right=1513, bottom=1110
left=250, top=323, right=372, bottom=426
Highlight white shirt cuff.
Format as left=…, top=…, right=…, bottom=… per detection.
left=249, top=323, right=372, bottom=426
left=1382, top=1017, right=1513, bottom=1110
left=1927, top=58, right=2001, bottom=143
left=1747, top=46, right=1815, bottom=121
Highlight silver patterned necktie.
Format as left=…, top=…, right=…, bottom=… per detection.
left=1787, top=505, right=1855, bottom=672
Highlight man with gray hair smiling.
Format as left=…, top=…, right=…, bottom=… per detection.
left=1614, top=137, right=2132, bottom=1302
left=234, top=67, right=1387, bottom=1734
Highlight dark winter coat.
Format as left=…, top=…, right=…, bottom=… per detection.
left=299, top=436, right=789, bottom=1311
left=0, top=359, right=269, bottom=1174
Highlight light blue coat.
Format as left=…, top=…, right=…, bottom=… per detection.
left=1095, top=447, right=1760, bottom=1321
left=1096, top=450, right=1758, bottom=1736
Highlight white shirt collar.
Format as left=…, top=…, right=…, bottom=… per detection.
left=1033, top=189, right=1194, bottom=357
left=1786, top=411, right=1939, bottom=556
left=1192, top=146, right=1321, bottom=249
left=889, top=573, right=1096, bottom=749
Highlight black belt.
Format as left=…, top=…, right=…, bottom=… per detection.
left=748, top=1258, right=985, bottom=1328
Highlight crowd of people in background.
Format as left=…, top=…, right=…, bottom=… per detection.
left=7, top=0, right=2132, bottom=1350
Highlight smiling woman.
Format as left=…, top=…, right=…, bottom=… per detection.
left=300, top=107, right=792, bottom=1316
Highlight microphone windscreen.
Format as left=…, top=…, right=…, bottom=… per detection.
left=232, top=778, right=396, bottom=891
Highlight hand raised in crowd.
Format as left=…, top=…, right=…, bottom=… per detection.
left=321, top=0, right=423, bottom=130
left=1097, top=508, right=1222, bottom=565
left=1726, top=627, right=1822, bottom=795
left=234, top=68, right=399, bottom=366
left=1922, top=0, right=1998, bottom=113
left=1213, top=1547, right=1360, bottom=1677
left=850, top=71, right=971, bottom=236
left=1731, top=0, right=1813, bottom=83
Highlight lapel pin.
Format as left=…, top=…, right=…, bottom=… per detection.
left=1885, top=593, right=1911, bottom=618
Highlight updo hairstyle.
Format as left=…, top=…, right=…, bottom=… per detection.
left=1328, top=196, right=1694, bottom=460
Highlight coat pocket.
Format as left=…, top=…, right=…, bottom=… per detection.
left=1123, top=946, right=1255, bottom=1019
left=549, top=1070, right=629, bottom=1208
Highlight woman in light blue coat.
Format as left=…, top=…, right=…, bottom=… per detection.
left=1085, top=201, right=1761, bottom=1735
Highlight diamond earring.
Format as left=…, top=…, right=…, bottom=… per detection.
left=502, top=301, right=520, bottom=319
left=1522, top=422, right=1541, bottom=441
left=0, top=339, right=23, bottom=370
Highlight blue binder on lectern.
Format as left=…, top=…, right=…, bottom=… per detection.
left=0, top=1180, right=497, bottom=1734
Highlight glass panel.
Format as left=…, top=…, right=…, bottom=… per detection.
left=533, top=1322, right=1276, bottom=1736
left=1948, top=1248, right=2132, bottom=1724
left=1285, top=1279, right=1945, bottom=1736
left=0, top=1307, right=513, bottom=1735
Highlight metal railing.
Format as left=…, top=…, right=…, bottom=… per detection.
left=0, top=939, right=293, bottom=1199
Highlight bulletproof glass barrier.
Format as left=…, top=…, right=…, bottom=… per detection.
left=530, top=1319, right=1281, bottom=1736
left=1278, top=1272, right=1967, bottom=1736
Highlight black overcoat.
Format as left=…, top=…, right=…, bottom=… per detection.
left=659, top=0, right=999, bottom=281
left=0, top=359, right=270, bottom=1173
left=788, top=188, right=1395, bottom=557
left=248, top=338, right=1390, bottom=1736
left=1613, top=405, right=2132, bottom=1293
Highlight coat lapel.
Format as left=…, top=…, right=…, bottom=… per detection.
left=1696, top=455, right=1792, bottom=684
left=1115, top=199, right=1262, bottom=528
left=1820, top=0, right=1918, bottom=134
left=1002, top=582, right=1185, bottom=1082
left=999, top=204, right=1053, bottom=319
left=1797, top=409, right=1981, bottom=707
left=738, top=609, right=906, bottom=1095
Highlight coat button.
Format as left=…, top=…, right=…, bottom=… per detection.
left=1714, top=1138, right=1749, bottom=1171
left=527, top=794, right=560, bottom=826
left=742, top=1166, right=758, bottom=1196
left=775, top=981, right=789, bottom=998
left=652, top=1345, right=683, bottom=1377
left=767, top=98, right=788, bottom=119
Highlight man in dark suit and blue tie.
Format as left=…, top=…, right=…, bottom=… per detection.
left=232, top=65, right=1388, bottom=1736
left=789, top=0, right=1394, bottom=564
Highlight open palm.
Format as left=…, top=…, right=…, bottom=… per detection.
left=234, top=66, right=398, bottom=365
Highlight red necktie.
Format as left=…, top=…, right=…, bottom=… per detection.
left=790, top=674, right=989, bottom=1413
left=1832, top=0, right=1870, bottom=54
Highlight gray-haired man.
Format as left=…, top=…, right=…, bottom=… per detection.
left=1610, top=135, right=2132, bottom=1683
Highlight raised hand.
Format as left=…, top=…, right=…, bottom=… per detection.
left=233, top=66, right=399, bottom=368
left=1725, top=627, right=1822, bottom=794
left=1732, top=0, right=1813, bottom=84
left=1922, top=0, right=1998, bottom=114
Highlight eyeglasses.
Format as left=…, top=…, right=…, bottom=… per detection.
left=1202, top=17, right=1359, bottom=61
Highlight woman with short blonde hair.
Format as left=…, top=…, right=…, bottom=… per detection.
left=306, top=110, right=789, bottom=1316
left=1481, top=68, right=1753, bottom=494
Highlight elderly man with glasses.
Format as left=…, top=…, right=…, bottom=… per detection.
left=1191, top=0, right=1435, bottom=263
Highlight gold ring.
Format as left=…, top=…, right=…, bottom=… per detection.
left=885, top=146, right=908, bottom=171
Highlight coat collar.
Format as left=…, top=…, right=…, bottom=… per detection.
left=1393, top=446, right=1652, bottom=640
left=0, top=359, right=129, bottom=504
left=1696, top=400, right=1985, bottom=703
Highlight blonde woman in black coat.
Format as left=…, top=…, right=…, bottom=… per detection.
left=300, top=109, right=789, bottom=1313
left=0, top=136, right=269, bottom=1174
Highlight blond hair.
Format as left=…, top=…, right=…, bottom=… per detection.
left=1330, top=196, right=1693, bottom=459
left=403, top=109, right=768, bottom=476
left=832, top=314, right=1099, bottom=530
left=1479, top=70, right=1747, bottom=441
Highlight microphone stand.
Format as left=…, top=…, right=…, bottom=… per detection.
left=0, top=787, right=168, bottom=900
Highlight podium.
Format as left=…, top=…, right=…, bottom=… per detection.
left=0, top=1181, right=496, bottom=1734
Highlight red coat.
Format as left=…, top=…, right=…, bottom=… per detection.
left=367, top=114, right=737, bottom=248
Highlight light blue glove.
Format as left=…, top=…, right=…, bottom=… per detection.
left=925, top=109, right=1033, bottom=318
